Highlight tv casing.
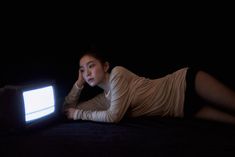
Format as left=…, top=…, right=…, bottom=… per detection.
left=0, top=80, right=59, bottom=132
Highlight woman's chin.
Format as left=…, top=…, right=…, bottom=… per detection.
left=88, top=82, right=97, bottom=87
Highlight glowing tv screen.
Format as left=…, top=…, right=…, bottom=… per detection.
left=22, top=85, right=55, bottom=123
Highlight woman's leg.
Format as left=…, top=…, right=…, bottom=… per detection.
left=194, top=71, right=235, bottom=124
left=195, top=71, right=235, bottom=111
left=195, top=106, right=235, bottom=124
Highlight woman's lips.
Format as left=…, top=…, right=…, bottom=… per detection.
left=87, top=78, right=94, bottom=83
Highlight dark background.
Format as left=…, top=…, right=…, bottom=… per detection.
left=1, top=5, right=235, bottom=99
left=1, top=4, right=235, bottom=157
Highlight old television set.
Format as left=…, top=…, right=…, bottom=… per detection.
left=0, top=80, right=59, bottom=132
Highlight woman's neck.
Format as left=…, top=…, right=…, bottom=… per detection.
left=98, top=73, right=110, bottom=94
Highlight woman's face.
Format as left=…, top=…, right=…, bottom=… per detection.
left=79, top=55, right=108, bottom=87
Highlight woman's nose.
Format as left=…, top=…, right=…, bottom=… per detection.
left=86, top=70, right=91, bottom=76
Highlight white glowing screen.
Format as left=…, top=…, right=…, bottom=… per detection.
left=22, top=86, right=55, bottom=122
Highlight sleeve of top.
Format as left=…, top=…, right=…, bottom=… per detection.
left=63, top=81, right=83, bottom=110
left=74, top=67, right=132, bottom=123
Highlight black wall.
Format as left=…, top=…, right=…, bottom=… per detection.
left=1, top=7, right=235, bottom=99
left=1, top=36, right=234, bottom=99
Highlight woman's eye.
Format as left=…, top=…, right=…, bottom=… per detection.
left=89, top=64, right=94, bottom=68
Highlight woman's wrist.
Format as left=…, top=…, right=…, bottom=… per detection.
left=75, top=81, right=84, bottom=89
left=73, top=109, right=79, bottom=120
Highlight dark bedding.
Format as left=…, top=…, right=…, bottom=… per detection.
left=1, top=116, right=235, bottom=157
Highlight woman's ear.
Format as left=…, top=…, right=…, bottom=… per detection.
left=104, top=61, right=110, bottom=72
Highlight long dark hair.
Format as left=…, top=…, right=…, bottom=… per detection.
left=77, top=44, right=113, bottom=100
left=79, top=44, right=114, bottom=72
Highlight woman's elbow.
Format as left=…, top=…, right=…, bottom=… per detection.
left=106, top=114, right=122, bottom=123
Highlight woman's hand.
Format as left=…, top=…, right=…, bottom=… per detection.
left=76, top=69, right=85, bottom=88
left=64, top=107, right=77, bottom=120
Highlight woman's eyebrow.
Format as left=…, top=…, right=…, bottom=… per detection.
left=79, top=60, right=95, bottom=69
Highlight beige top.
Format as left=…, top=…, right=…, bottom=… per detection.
left=63, top=66, right=188, bottom=123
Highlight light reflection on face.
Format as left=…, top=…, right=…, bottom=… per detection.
left=79, top=55, right=107, bottom=87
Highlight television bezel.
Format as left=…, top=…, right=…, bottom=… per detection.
left=22, top=81, right=57, bottom=125
left=20, top=80, right=59, bottom=130
left=0, top=80, right=59, bottom=132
